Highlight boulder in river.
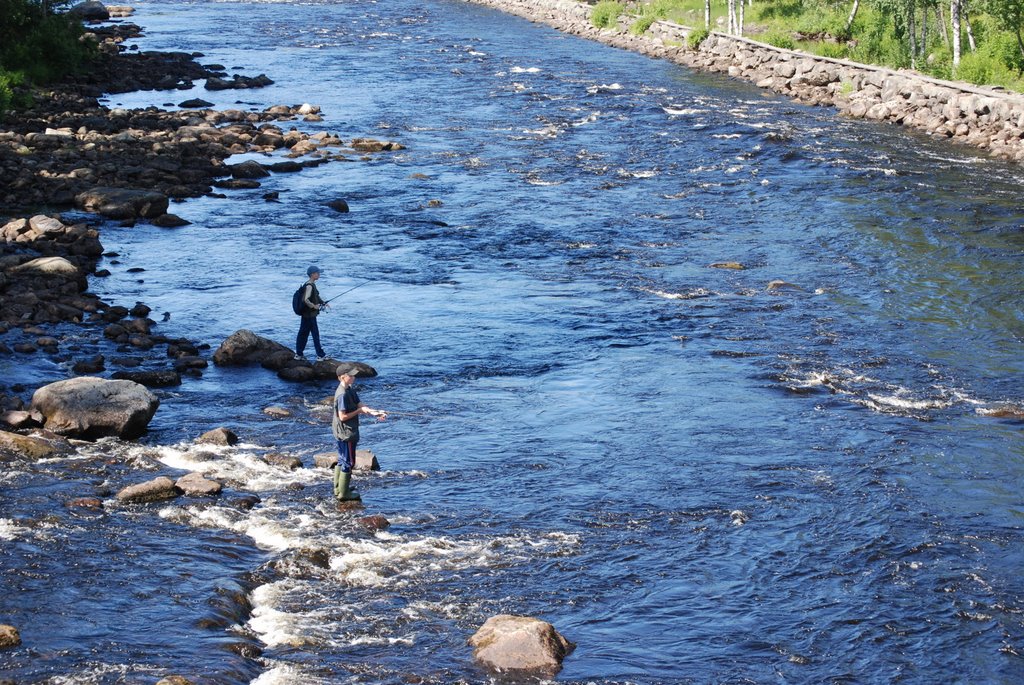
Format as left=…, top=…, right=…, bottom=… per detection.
left=197, top=427, right=238, bottom=446
left=111, top=369, right=182, bottom=387
left=30, top=377, right=159, bottom=440
left=468, top=615, right=575, bottom=675
left=116, top=476, right=180, bottom=503
left=175, top=472, right=222, bottom=497
left=0, top=624, right=20, bottom=649
left=313, top=452, right=337, bottom=468
left=227, top=160, right=270, bottom=179
left=213, top=329, right=291, bottom=366
left=75, top=187, right=170, bottom=220
left=11, top=256, right=78, bottom=276
left=0, top=429, right=64, bottom=460
left=68, top=1, right=110, bottom=21
left=354, top=449, right=379, bottom=471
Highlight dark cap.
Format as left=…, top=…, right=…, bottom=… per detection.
left=307, top=265, right=321, bottom=276
left=336, top=365, right=359, bottom=378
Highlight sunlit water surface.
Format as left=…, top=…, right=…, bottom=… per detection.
left=2, top=1, right=1024, bottom=683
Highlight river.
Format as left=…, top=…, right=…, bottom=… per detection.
left=2, top=0, right=1023, bottom=683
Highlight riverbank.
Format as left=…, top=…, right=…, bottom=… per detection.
left=460, top=0, right=1024, bottom=165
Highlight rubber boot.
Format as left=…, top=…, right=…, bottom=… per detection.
left=335, top=469, right=361, bottom=502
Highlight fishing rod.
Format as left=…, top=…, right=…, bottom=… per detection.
left=323, top=280, right=372, bottom=305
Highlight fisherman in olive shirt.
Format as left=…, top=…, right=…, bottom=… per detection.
left=332, top=365, right=387, bottom=502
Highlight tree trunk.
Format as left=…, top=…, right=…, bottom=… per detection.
left=728, top=0, right=736, bottom=34
left=964, top=2, right=976, bottom=52
left=705, top=0, right=711, bottom=30
left=951, top=0, right=961, bottom=69
left=937, top=4, right=949, bottom=47
left=921, top=5, right=927, bottom=57
left=909, top=3, right=917, bottom=69
left=845, top=0, right=861, bottom=36
left=739, top=0, right=745, bottom=36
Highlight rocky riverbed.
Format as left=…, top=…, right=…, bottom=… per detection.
left=0, top=11, right=404, bottom=417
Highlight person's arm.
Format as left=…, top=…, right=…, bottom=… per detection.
left=302, top=284, right=317, bottom=310
left=338, top=403, right=387, bottom=421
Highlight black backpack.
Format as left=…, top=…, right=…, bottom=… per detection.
left=292, top=283, right=307, bottom=315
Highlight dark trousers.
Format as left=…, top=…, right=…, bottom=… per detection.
left=295, top=315, right=324, bottom=357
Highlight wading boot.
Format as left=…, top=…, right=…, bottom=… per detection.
left=334, top=469, right=361, bottom=502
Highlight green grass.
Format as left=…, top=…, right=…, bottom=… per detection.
left=624, top=0, right=1024, bottom=92
left=591, top=1, right=625, bottom=29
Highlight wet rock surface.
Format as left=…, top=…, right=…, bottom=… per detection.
left=468, top=614, right=575, bottom=675
left=30, top=376, right=159, bottom=440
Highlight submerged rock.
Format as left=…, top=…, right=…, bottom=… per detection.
left=31, top=377, right=159, bottom=440
left=468, top=614, right=574, bottom=675
left=111, top=369, right=182, bottom=387
left=264, top=452, right=302, bottom=470
left=357, top=515, right=390, bottom=532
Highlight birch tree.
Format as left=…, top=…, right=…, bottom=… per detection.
left=845, top=0, right=861, bottom=35
left=951, top=0, right=961, bottom=68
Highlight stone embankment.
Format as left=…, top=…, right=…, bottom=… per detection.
left=461, top=0, right=1024, bottom=165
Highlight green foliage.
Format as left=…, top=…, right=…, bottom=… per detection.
left=0, top=0, right=93, bottom=84
left=0, top=70, right=22, bottom=112
left=688, top=27, right=709, bottom=49
left=816, top=41, right=849, bottom=60
left=631, top=16, right=658, bottom=35
left=630, top=0, right=1024, bottom=90
left=591, top=1, right=625, bottom=29
left=762, top=31, right=797, bottom=50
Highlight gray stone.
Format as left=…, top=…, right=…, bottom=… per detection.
left=468, top=615, right=574, bottom=675
left=314, top=452, right=338, bottom=468
left=116, top=476, right=180, bottom=503
left=0, top=624, right=20, bottom=649
left=0, top=430, right=63, bottom=459
left=75, top=187, right=169, bottom=220
left=264, top=452, right=303, bottom=470
left=196, top=427, right=237, bottom=446
left=68, top=1, right=110, bottom=21
left=354, top=449, right=379, bottom=471
left=175, top=472, right=222, bottom=496
left=227, top=160, right=270, bottom=179
left=213, top=330, right=291, bottom=366
left=31, top=377, right=159, bottom=440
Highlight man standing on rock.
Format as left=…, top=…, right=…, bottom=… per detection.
left=333, top=365, right=387, bottom=502
left=295, top=265, right=328, bottom=361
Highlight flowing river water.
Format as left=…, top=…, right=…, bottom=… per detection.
left=3, top=1, right=1024, bottom=683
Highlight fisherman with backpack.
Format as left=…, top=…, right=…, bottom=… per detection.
left=293, top=265, right=329, bottom=361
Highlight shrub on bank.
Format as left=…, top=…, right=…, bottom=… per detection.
left=591, top=1, right=625, bottom=28
left=0, top=0, right=94, bottom=112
